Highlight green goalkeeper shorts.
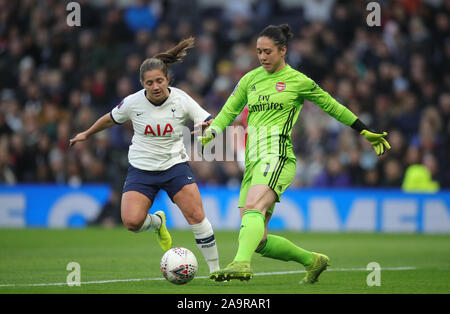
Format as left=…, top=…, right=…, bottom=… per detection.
left=238, top=154, right=296, bottom=214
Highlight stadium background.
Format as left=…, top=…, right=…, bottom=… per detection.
left=0, top=0, right=449, bottom=232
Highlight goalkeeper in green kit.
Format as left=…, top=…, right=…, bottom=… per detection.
left=198, top=24, right=391, bottom=283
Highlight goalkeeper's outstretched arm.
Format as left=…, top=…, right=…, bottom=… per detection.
left=300, top=75, right=391, bottom=156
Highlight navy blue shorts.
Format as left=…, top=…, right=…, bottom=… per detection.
left=123, top=162, right=196, bottom=203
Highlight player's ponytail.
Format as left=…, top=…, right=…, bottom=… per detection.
left=258, top=24, right=293, bottom=50
left=153, top=37, right=195, bottom=65
left=140, top=37, right=195, bottom=82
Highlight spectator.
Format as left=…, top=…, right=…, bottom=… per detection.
left=89, top=188, right=122, bottom=228
left=124, top=0, right=160, bottom=33
left=0, top=0, right=448, bottom=189
left=303, top=0, right=336, bottom=24
left=402, top=153, right=440, bottom=193
left=381, top=158, right=404, bottom=187
left=313, top=155, right=351, bottom=188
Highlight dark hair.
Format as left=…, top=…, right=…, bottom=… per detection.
left=258, top=24, right=293, bottom=50
left=140, top=37, right=195, bottom=81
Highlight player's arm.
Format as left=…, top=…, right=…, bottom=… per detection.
left=299, top=75, right=390, bottom=156
left=299, top=76, right=358, bottom=126
left=199, top=76, right=249, bottom=146
left=69, top=113, right=115, bottom=147
left=192, top=116, right=214, bottom=135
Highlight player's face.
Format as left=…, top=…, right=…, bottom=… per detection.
left=256, top=36, right=286, bottom=74
left=141, top=69, right=170, bottom=104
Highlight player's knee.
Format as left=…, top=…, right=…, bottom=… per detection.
left=243, top=202, right=257, bottom=211
left=243, top=204, right=265, bottom=214
left=122, top=215, right=143, bottom=232
left=185, top=207, right=205, bottom=225
left=124, top=221, right=141, bottom=232
left=243, top=196, right=270, bottom=212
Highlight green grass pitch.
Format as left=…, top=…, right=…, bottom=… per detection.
left=0, top=228, right=449, bottom=294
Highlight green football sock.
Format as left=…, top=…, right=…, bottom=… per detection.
left=256, top=234, right=314, bottom=266
left=233, top=210, right=265, bottom=262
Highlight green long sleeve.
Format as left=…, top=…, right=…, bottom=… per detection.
left=298, top=76, right=358, bottom=126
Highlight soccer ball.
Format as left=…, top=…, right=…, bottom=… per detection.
left=160, top=247, right=198, bottom=285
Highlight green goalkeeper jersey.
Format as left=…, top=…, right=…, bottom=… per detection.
left=210, top=64, right=358, bottom=163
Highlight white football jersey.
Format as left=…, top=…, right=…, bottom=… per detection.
left=110, top=87, right=210, bottom=171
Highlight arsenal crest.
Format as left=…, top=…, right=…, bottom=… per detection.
left=276, top=82, right=286, bottom=92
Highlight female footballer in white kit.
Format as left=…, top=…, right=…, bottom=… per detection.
left=69, top=38, right=220, bottom=274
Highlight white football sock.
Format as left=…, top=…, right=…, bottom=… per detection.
left=190, top=217, right=220, bottom=273
left=135, top=214, right=161, bottom=233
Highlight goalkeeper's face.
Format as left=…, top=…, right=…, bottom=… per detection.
left=256, top=36, right=286, bottom=74
left=141, top=69, right=170, bottom=104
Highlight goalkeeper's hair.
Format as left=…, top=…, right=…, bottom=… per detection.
left=140, top=37, right=195, bottom=81
left=258, top=24, right=293, bottom=50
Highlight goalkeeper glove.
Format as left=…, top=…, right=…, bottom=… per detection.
left=360, top=130, right=391, bottom=156
left=198, top=127, right=217, bottom=146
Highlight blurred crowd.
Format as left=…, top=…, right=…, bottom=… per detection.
left=0, top=0, right=449, bottom=195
